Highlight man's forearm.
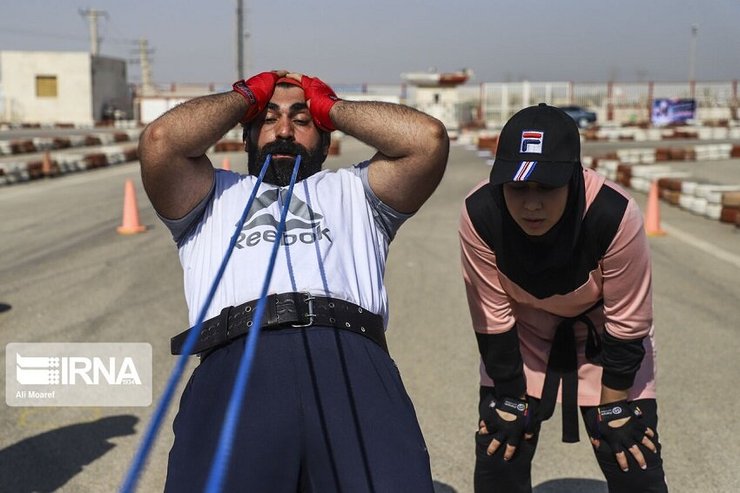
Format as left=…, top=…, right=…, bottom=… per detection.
left=144, top=91, right=247, bottom=159
left=330, top=100, right=445, bottom=159
left=138, top=91, right=248, bottom=219
left=325, top=98, right=447, bottom=213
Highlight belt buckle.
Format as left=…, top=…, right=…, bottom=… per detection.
left=291, top=292, right=316, bottom=327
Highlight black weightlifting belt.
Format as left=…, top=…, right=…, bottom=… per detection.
left=170, top=292, right=387, bottom=356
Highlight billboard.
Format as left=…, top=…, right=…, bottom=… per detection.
left=651, top=98, right=696, bottom=126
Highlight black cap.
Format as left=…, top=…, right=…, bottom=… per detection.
left=490, top=103, right=581, bottom=187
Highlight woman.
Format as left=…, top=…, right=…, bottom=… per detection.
left=459, top=104, right=668, bottom=492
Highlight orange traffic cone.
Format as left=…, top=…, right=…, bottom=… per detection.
left=328, top=139, right=341, bottom=156
left=222, top=157, right=231, bottom=171
left=41, top=151, right=55, bottom=177
left=117, top=179, right=147, bottom=235
left=644, top=180, right=666, bottom=236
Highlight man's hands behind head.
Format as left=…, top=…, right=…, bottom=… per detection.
left=297, top=74, right=340, bottom=132
left=232, top=71, right=286, bottom=124
left=234, top=71, right=339, bottom=132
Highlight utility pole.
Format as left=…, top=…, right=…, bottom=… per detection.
left=689, top=24, right=698, bottom=83
left=688, top=24, right=698, bottom=99
left=138, top=39, right=155, bottom=95
left=79, top=8, right=108, bottom=56
left=236, top=0, right=244, bottom=80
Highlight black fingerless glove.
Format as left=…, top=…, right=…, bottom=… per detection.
left=590, top=400, right=648, bottom=454
left=482, top=396, right=531, bottom=448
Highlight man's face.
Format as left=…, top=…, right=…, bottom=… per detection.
left=247, top=85, right=328, bottom=186
left=502, top=182, right=569, bottom=236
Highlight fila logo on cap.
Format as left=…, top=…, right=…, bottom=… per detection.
left=520, top=130, right=544, bottom=153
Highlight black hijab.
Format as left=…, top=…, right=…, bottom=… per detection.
left=490, top=167, right=586, bottom=296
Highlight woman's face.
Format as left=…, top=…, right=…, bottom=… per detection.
left=502, top=182, right=569, bottom=236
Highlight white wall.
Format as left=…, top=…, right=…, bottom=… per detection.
left=0, top=51, right=93, bottom=125
left=413, top=86, right=463, bottom=130
left=139, top=97, right=190, bottom=124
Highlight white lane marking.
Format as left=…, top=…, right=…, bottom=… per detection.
left=662, top=222, right=740, bottom=270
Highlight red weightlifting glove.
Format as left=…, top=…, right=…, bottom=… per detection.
left=300, top=75, right=340, bottom=132
left=232, top=72, right=280, bottom=124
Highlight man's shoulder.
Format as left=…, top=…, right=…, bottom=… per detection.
left=308, top=164, right=369, bottom=193
left=314, top=163, right=367, bottom=180
left=215, top=169, right=254, bottom=187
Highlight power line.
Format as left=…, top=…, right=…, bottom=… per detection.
left=103, top=14, right=142, bottom=46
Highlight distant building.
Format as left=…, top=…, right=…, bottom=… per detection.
left=411, top=86, right=475, bottom=133
left=401, top=69, right=476, bottom=132
left=0, top=51, right=131, bottom=125
left=136, top=83, right=221, bottom=125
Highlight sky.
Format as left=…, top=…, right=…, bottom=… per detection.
left=1, top=0, right=739, bottom=88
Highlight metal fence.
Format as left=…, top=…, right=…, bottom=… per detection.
left=478, top=80, right=739, bottom=126
left=336, top=80, right=739, bottom=128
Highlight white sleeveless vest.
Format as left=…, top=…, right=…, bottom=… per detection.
left=178, top=168, right=393, bottom=327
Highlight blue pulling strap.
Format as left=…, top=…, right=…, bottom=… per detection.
left=119, top=154, right=274, bottom=493
left=204, top=155, right=302, bottom=493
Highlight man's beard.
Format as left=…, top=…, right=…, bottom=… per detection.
left=248, top=140, right=324, bottom=186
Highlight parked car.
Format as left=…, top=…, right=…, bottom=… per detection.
left=560, top=105, right=597, bottom=128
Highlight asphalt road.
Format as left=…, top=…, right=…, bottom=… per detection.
left=1, top=135, right=739, bottom=492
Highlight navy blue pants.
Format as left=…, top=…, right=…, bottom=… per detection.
left=474, top=387, right=668, bottom=493
left=165, top=326, right=433, bottom=493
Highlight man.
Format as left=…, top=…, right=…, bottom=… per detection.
left=138, top=70, right=448, bottom=492
left=459, top=104, right=668, bottom=492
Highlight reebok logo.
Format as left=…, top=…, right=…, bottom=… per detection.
left=235, top=188, right=333, bottom=249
